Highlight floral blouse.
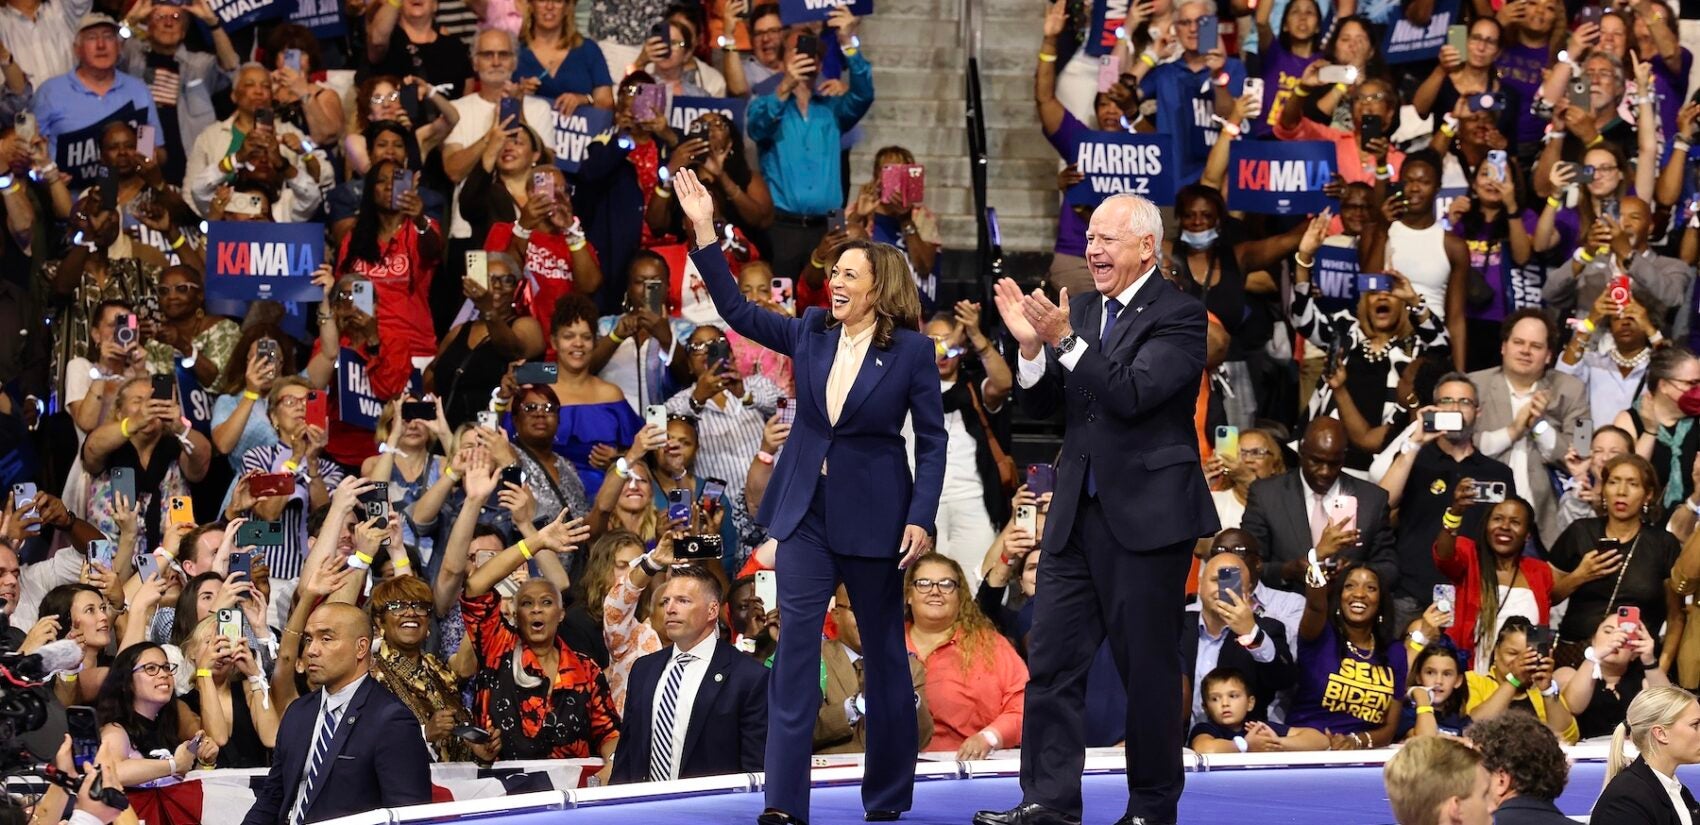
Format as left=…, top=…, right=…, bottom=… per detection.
left=144, top=317, right=241, bottom=378
left=601, top=575, right=660, bottom=715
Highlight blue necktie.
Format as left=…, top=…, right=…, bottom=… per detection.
left=1085, top=298, right=1122, bottom=498
left=291, top=701, right=340, bottom=825
left=649, top=652, right=697, bottom=782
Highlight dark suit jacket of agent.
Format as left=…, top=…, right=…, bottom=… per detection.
left=610, top=640, right=771, bottom=783
left=239, top=677, right=432, bottom=825
left=1241, top=471, right=1400, bottom=593
left=1592, top=758, right=1700, bottom=825
left=687, top=245, right=947, bottom=552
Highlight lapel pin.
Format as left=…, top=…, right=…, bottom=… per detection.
left=876, top=358, right=883, bottom=367
left=715, top=673, right=724, bottom=683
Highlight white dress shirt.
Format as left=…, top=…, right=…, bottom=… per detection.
left=651, top=633, right=716, bottom=782
left=291, top=673, right=368, bottom=816
left=1478, top=376, right=1557, bottom=507
left=1652, top=763, right=1694, bottom=825
left=827, top=322, right=876, bottom=424
left=1016, top=267, right=1153, bottom=388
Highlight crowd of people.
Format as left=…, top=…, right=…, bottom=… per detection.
left=4, top=0, right=1700, bottom=820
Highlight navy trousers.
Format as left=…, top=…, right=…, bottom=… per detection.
left=765, top=485, right=916, bottom=820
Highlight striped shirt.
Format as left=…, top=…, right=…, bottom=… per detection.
left=434, top=0, right=480, bottom=44
left=664, top=374, right=779, bottom=504
left=0, top=0, right=93, bottom=86
left=236, top=443, right=346, bottom=579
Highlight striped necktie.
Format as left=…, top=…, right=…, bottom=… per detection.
left=648, top=652, right=698, bottom=782
left=290, top=701, right=341, bottom=825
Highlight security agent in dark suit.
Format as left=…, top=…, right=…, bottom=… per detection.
left=610, top=565, right=769, bottom=784
left=240, top=603, right=431, bottom=825
left=673, top=170, right=947, bottom=825
left=1181, top=535, right=1295, bottom=726
left=1594, top=686, right=1700, bottom=825
left=979, top=192, right=1219, bottom=825
left=1470, top=712, right=1575, bottom=825
left=1241, top=417, right=1399, bottom=594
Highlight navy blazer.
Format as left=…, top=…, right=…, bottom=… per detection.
left=1016, top=269, right=1218, bottom=552
left=1593, top=758, right=1700, bottom=825
left=610, top=639, right=770, bottom=784
left=239, top=677, right=433, bottom=825
left=1179, top=612, right=1296, bottom=723
left=1491, top=795, right=1574, bottom=825
left=691, top=246, right=947, bottom=554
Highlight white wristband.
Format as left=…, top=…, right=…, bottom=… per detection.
left=979, top=728, right=1001, bottom=750
left=1233, top=735, right=1249, bottom=753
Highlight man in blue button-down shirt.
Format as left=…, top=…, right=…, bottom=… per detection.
left=746, top=7, right=872, bottom=281
left=34, top=12, right=162, bottom=170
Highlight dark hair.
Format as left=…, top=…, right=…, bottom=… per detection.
left=364, top=119, right=423, bottom=171
left=343, top=158, right=405, bottom=267
left=664, top=3, right=706, bottom=51
left=262, top=23, right=324, bottom=75
left=1399, top=148, right=1442, bottom=182
left=750, top=2, right=779, bottom=22
left=549, top=293, right=600, bottom=336
left=664, top=562, right=725, bottom=603
left=171, top=572, right=226, bottom=646
left=1324, top=15, right=1387, bottom=81
left=629, top=248, right=669, bottom=277
left=1175, top=184, right=1228, bottom=253
left=39, top=584, right=102, bottom=643
left=1409, top=644, right=1470, bottom=720
left=1200, top=666, right=1251, bottom=698
left=1276, top=0, right=1323, bottom=53
left=1460, top=155, right=1529, bottom=241
left=824, top=240, right=923, bottom=350
left=94, top=643, right=185, bottom=753
left=1499, top=308, right=1557, bottom=353
left=1495, top=615, right=1537, bottom=652
left=90, top=300, right=134, bottom=342
left=1432, top=371, right=1475, bottom=396
left=1592, top=424, right=1635, bottom=451
left=1599, top=453, right=1662, bottom=523
left=1469, top=710, right=1570, bottom=800
left=1471, top=495, right=1535, bottom=655
left=1326, top=562, right=1396, bottom=654
left=215, top=323, right=296, bottom=396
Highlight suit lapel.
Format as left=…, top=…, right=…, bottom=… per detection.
left=1282, top=473, right=1312, bottom=550
left=1101, top=269, right=1169, bottom=355
left=836, top=343, right=892, bottom=426
left=809, top=325, right=834, bottom=421
left=678, top=644, right=731, bottom=768
left=303, top=680, right=373, bottom=816
left=1080, top=296, right=1104, bottom=350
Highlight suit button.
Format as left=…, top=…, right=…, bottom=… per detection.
left=1078, top=453, right=1087, bottom=461
left=1087, top=413, right=1096, bottom=423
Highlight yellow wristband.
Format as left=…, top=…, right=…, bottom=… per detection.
left=196, top=668, right=213, bottom=678
left=170, top=234, right=187, bottom=250
left=810, top=254, right=827, bottom=269
left=119, top=417, right=131, bottom=438
left=1038, top=51, right=1057, bottom=63
left=394, top=558, right=411, bottom=570
left=517, top=539, right=534, bottom=560
left=1407, top=638, right=1426, bottom=653
left=1439, top=123, right=1456, bottom=138
left=283, top=459, right=300, bottom=473
left=1546, top=196, right=1563, bottom=209
left=1334, top=82, right=1348, bottom=94
left=1294, top=86, right=1311, bottom=97
left=1441, top=511, right=1463, bottom=530
left=1579, top=248, right=1595, bottom=262
left=1581, top=318, right=1597, bottom=334
left=60, top=673, right=77, bottom=683
left=242, top=390, right=260, bottom=401
left=1415, top=706, right=1435, bottom=715
left=219, top=155, right=234, bottom=174
left=568, top=238, right=587, bottom=252
left=443, top=465, right=459, bottom=482
left=1587, top=135, right=1605, bottom=147
left=608, top=330, right=624, bottom=344
left=354, top=551, right=374, bottom=566
left=1139, top=52, right=1156, bottom=67
left=654, top=185, right=673, bottom=198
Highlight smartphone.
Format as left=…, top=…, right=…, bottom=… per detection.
left=168, top=495, right=194, bottom=527
left=247, top=472, right=296, bottom=498
left=530, top=169, right=553, bottom=202
left=827, top=208, right=847, bottom=233
left=1356, top=273, right=1395, bottom=294
left=1468, top=92, right=1504, bottom=113
left=631, top=83, right=665, bottom=122
left=1447, top=23, right=1467, bottom=55
left=1242, top=77, right=1265, bottom=117
left=1527, top=624, right=1556, bottom=658
left=644, top=279, right=666, bottom=315
left=699, top=477, right=727, bottom=514
left=1326, top=494, right=1357, bottom=532
left=754, top=570, right=777, bottom=613
left=67, top=706, right=99, bottom=770
left=255, top=106, right=274, bottom=130
left=1317, top=64, right=1358, bottom=85
left=14, top=111, right=35, bottom=143
left=666, top=488, right=690, bottom=522
left=146, top=374, right=175, bottom=403
left=304, top=391, right=328, bottom=430
left=1618, top=605, right=1643, bottom=634
left=794, top=33, right=821, bottom=65
left=349, top=280, right=375, bottom=317
left=1214, top=426, right=1239, bottom=462
left=257, top=337, right=280, bottom=364
left=234, top=519, right=285, bottom=547
left=498, top=464, right=524, bottom=491
left=1574, top=414, right=1595, bottom=451
left=649, top=20, right=671, bottom=58
left=1577, top=4, right=1603, bottom=26
left=1026, top=463, right=1056, bottom=496
left=136, top=552, right=160, bottom=581
left=88, top=539, right=117, bottom=569
left=645, top=403, right=669, bottom=435
left=282, top=48, right=303, bottom=72
left=1568, top=75, right=1591, bottom=112
left=674, top=534, right=724, bottom=560
left=1597, top=536, right=1623, bottom=555
left=770, top=277, right=794, bottom=309
left=880, top=164, right=907, bottom=205
left=400, top=83, right=424, bottom=125
left=1096, top=55, right=1120, bottom=93
left=1432, top=584, right=1456, bottom=625
left=98, top=171, right=120, bottom=212
left=110, top=467, right=136, bottom=504
left=228, top=549, right=253, bottom=580
left=216, top=607, right=244, bottom=641
left=227, top=192, right=265, bottom=217
left=136, top=124, right=155, bottom=156
left=1486, top=149, right=1508, bottom=180
left=389, top=168, right=415, bottom=211
left=401, top=401, right=435, bottom=421
left=904, top=165, right=925, bottom=206
left=777, top=396, right=796, bottom=425
left=358, top=482, right=390, bottom=521
left=1423, top=410, right=1465, bottom=432
left=113, top=312, right=137, bottom=348
left=705, top=338, right=732, bottom=370
left=1470, top=480, right=1508, bottom=504
left=497, top=96, right=521, bottom=129
left=1015, top=503, right=1037, bottom=534
left=477, top=410, right=500, bottom=430
left=1608, top=273, right=1632, bottom=305
left=1574, top=163, right=1596, bottom=185
left=1217, top=565, right=1244, bottom=603
left=1359, top=114, right=1384, bottom=150
left=513, top=362, right=559, bottom=385
left=1196, top=14, right=1219, bottom=51
left=453, top=724, right=493, bottom=744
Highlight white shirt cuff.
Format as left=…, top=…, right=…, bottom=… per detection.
left=1016, top=349, right=1047, bottom=388
left=1057, top=340, right=1088, bottom=371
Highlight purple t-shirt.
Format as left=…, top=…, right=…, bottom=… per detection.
left=1287, top=622, right=1408, bottom=734
left=1047, top=111, right=1092, bottom=258
left=1497, top=43, right=1552, bottom=144
left=1256, top=42, right=1319, bottom=138
left=1453, top=209, right=1543, bottom=323
left=1650, top=49, right=1694, bottom=150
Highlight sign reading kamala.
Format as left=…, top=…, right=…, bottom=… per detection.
left=1086, top=0, right=1130, bottom=57
left=1312, top=244, right=1361, bottom=315
left=1226, top=141, right=1335, bottom=215
left=206, top=221, right=326, bottom=302
left=776, top=0, right=871, bottom=25
left=552, top=106, right=614, bottom=174
left=1064, top=132, right=1176, bottom=207
left=668, top=96, right=746, bottom=137
left=1383, top=0, right=1458, bottom=64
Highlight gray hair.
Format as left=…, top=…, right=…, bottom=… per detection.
left=471, top=26, right=519, bottom=62
left=488, top=251, right=519, bottom=274
left=1584, top=51, right=1625, bottom=89
left=1175, top=0, right=1211, bottom=14
left=1100, top=193, right=1165, bottom=251
left=1433, top=371, right=1476, bottom=398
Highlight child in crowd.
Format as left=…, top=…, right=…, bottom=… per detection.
left=1188, top=668, right=1327, bottom=753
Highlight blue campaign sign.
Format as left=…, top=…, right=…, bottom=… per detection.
left=1383, top=0, right=1459, bottom=64
left=206, top=221, right=325, bottom=303
left=552, top=105, right=614, bottom=174
left=1312, top=244, right=1361, bottom=315
left=1226, top=141, right=1335, bottom=215
left=1086, top=0, right=1131, bottom=57
left=55, top=104, right=144, bottom=191
left=287, top=0, right=346, bottom=39
left=207, top=0, right=290, bottom=31
left=1064, top=132, right=1177, bottom=207
left=777, top=0, right=871, bottom=26
left=337, top=348, right=384, bottom=431
left=175, top=358, right=213, bottom=436
left=668, top=95, right=746, bottom=137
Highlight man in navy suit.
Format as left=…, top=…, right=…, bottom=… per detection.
left=611, top=564, right=769, bottom=783
left=240, top=602, right=432, bottom=825
left=980, top=193, right=1219, bottom=825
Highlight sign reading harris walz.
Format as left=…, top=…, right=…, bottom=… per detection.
left=1226, top=141, right=1335, bottom=216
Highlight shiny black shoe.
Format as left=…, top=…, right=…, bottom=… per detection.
left=758, top=810, right=806, bottom=825
left=864, top=812, right=901, bottom=822
left=972, top=803, right=1082, bottom=825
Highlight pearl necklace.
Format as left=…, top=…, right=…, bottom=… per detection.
left=1346, top=637, right=1377, bottom=659
left=1609, top=346, right=1651, bottom=371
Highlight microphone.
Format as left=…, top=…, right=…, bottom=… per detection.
left=2, top=639, right=86, bottom=683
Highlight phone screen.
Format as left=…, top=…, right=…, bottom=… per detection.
left=67, top=706, right=99, bottom=769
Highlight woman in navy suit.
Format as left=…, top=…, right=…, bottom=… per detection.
left=1595, top=685, right=1700, bottom=825
left=674, top=169, right=947, bottom=825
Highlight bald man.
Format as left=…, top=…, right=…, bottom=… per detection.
left=1241, top=417, right=1398, bottom=594
left=241, top=603, right=432, bottom=825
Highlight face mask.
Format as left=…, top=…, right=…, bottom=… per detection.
left=1180, top=228, right=1219, bottom=247
left=1678, top=385, right=1700, bottom=417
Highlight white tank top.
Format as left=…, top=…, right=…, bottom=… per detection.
left=1387, top=221, right=1453, bottom=320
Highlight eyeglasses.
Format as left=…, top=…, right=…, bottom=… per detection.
left=151, top=10, right=183, bottom=20
left=1468, top=34, right=1499, bottom=46
left=274, top=394, right=308, bottom=409
left=475, top=50, right=515, bottom=61
left=1592, top=163, right=1621, bottom=174
left=753, top=26, right=783, bottom=37
left=665, top=39, right=689, bottom=49
left=370, top=92, right=400, bottom=106
left=684, top=340, right=724, bottom=353
left=490, top=273, right=520, bottom=288
left=133, top=662, right=178, bottom=676
left=1208, top=544, right=1252, bottom=560
left=1239, top=447, right=1271, bottom=459
left=1434, top=397, right=1479, bottom=408
left=1175, top=17, right=1202, bottom=28
left=380, top=600, right=431, bottom=615
left=911, top=578, right=959, bottom=594
left=1351, top=92, right=1390, bottom=104
left=519, top=402, right=558, bottom=414
left=161, top=282, right=199, bottom=294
